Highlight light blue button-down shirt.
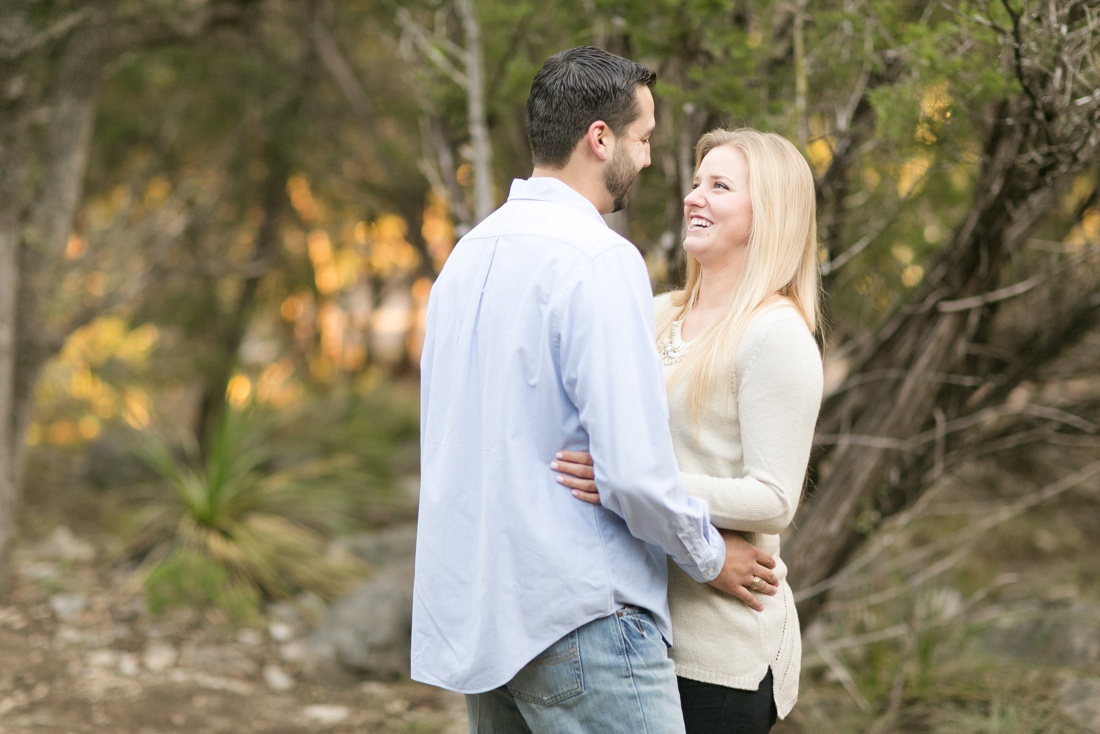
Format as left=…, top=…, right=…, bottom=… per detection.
left=411, top=177, right=727, bottom=694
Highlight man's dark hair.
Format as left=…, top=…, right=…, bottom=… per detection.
left=525, top=47, right=657, bottom=169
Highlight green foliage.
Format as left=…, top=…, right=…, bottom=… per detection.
left=129, top=403, right=371, bottom=619
left=791, top=452, right=1100, bottom=733
left=270, top=383, right=421, bottom=514
left=144, top=545, right=261, bottom=624
left=795, top=594, right=1084, bottom=733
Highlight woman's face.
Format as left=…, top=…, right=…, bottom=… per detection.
left=682, top=145, right=753, bottom=269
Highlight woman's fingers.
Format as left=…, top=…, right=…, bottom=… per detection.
left=552, top=454, right=600, bottom=505
left=556, top=450, right=593, bottom=466
left=550, top=458, right=594, bottom=480
left=727, top=584, right=766, bottom=612
left=555, top=472, right=596, bottom=490
left=555, top=470, right=599, bottom=500
left=559, top=472, right=600, bottom=504
left=569, top=487, right=601, bottom=504
left=755, top=565, right=780, bottom=589
left=749, top=576, right=778, bottom=596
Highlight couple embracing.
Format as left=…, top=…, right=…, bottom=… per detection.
left=412, top=46, right=823, bottom=734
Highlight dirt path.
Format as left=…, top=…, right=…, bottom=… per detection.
left=0, top=528, right=466, bottom=734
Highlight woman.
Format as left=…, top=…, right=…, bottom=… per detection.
left=553, top=128, right=823, bottom=733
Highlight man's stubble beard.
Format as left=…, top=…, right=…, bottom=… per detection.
left=604, top=145, right=640, bottom=213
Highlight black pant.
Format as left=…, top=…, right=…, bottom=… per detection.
left=677, top=669, right=778, bottom=734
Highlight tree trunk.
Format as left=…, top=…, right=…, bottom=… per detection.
left=195, top=124, right=292, bottom=451
left=0, top=20, right=108, bottom=598
left=0, top=0, right=258, bottom=600
left=788, top=86, right=1099, bottom=623
left=394, top=0, right=495, bottom=231
left=455, top=0, right=494, bottom=223
left=0, top=119, right=28, bottom=598
left=0, top=5, right=32, bottom=594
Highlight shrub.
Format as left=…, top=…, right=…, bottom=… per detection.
left=128, top=403, right=369, bottom=619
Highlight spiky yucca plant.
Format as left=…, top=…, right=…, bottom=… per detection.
left=130, top=405, right=368, bottom=619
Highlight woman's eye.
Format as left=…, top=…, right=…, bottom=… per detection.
left=714, top=182, right=729, bottom=191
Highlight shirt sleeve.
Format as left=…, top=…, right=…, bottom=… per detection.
left=680, top=317, right=823, bottom=534
left=557, top=244, right=726, bottom=583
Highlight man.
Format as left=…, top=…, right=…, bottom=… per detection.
left=412, top=47, right=778, bottom=733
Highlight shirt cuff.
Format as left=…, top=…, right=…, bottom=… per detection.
left=672, top=524, right=726, bottom=583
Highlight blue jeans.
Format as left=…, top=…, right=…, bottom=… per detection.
left=465, top=606, right=686, bottom=733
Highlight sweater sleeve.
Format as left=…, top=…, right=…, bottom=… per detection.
left=681, top=315, right=823, bottom=534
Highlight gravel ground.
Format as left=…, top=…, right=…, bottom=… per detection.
left=0, top=527, right=466, bottom=734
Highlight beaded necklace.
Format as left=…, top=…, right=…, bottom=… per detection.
left=657, top=318, right=693, bottom=365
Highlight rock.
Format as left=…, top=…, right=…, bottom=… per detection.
left=278, top=640, right=312, bottom=664
left=55, top=626, right=87, bottom=646
left=262, top=664, right=295, bottom=691
left=302, top=704, right=349, bottom=725
left=1060, top=677, right=1100, bottom=731
left=309, top=557, right=414, bottom=678
left=86, top=649, right=119, bottom=669
left=345, top=524, right=417, bottom=567
left=42, top=527, right=95, bottom=563
left=268, top=600, right=303, bottom=624
left=305, top=525, right=418, bottom=678
left=267, top=600, right=302, bottom=642
left=118, top=653, right=140, bottom=677
left=190, top=672, right=254, bottom=695
left=177, top=643, right=258, bottom=678
left=48, top=594, right=88, bottom=622
left=269, top=621, right=294, bottom=642
left=18, top=561, right=58, bottom=581
left=143, top=641, right=178, bottom=672
left=0, top=607, right=28, bottom=630
left=237, top=628, right=263, bottom=647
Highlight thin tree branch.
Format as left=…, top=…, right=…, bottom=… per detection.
left=309, top=13, right=374, bottom=127
left=936, top=270, right=1048, bottom=311
left=796, top=459, right=1100, bottom=604
left=820, top=207, right=903, bottom=276
left=395, top=7, right=468, bottom=88
left=0, top=8, right=92, bottom=61
left=806, top=635, right=872, bottom=711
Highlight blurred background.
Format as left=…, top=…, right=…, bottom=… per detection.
left=1, top=1, right=1098, bottom=732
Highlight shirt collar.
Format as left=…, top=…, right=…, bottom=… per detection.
left=507, top=177, right=607, bottom=227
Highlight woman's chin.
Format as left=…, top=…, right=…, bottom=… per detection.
left=682, top=238, right=711, bottom=259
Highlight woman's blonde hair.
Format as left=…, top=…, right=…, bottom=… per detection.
left=658, top=128, right=820, bottom=414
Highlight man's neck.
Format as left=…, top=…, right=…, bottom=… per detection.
left=530, top=166, right=612, bottom=215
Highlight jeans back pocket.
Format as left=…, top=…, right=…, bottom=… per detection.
left=507, top=630, right=585, bottom=706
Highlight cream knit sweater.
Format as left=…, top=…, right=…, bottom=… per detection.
left=656, top=294, right=823, bottom=719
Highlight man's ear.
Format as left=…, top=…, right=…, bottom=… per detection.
left=585, top=120, right=613, bottom=161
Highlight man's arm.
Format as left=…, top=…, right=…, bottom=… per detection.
left=552, top=450, right=780, bottom=610
left=556, top=245, right=728, bottom=583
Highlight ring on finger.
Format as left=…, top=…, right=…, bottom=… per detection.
left=750, top=576, right=765, bottom=592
